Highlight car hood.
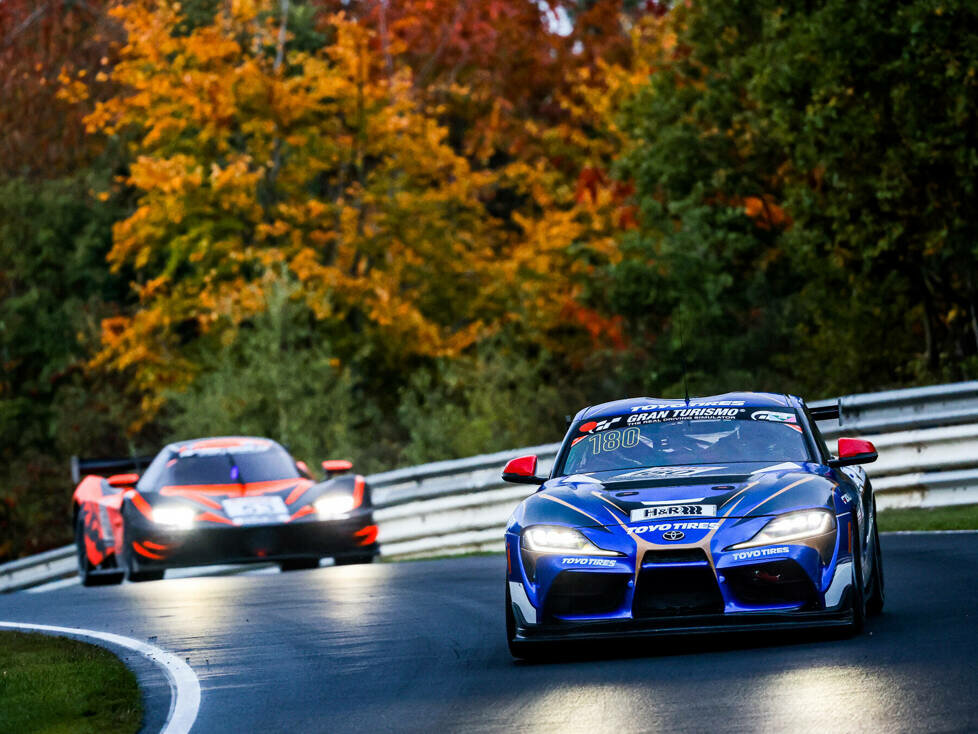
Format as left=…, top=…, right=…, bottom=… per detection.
left=515, top=461, right=839, bottom=529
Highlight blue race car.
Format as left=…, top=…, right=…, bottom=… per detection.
left=502, top=393, right=884, bottom=658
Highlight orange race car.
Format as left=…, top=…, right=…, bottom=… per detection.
left=71, top=437, right=378, bottom=585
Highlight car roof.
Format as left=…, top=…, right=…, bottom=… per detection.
left=575, top=392, right=804, bottom=421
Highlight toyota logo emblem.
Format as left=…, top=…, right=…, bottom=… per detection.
left=662, top=530, right=685, bottom=541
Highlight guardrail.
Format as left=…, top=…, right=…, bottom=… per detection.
left=3, top=381, right=977, bottom=590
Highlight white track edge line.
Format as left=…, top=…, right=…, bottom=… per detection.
left=0, top=621, right=200, bottom=734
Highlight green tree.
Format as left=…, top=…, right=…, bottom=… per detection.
left=616, top=0, right=978, bottom=397
left=165, top=278, right=365, bottom=471
left=0, top=176, right=135, bottom=559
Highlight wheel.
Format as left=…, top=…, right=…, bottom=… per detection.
left=75, top=513, right=123, bottom=587
left=866, top=515, right=885, bottom=616
left=122, top=523, right=165, bottom=582
left=278, top=558, right=321, bottom=571
left=333, top=553, right=374, bottom=566
left=844, top=516, right=867, bottom=637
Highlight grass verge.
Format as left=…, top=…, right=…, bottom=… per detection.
left=878, top=503, right=978, bottom=532
left=0, top=631, right=142, bottom=734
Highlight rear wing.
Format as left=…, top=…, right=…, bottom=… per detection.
left=70, top=454, right=155, bottom=485
left=808, top=402, right=840, bottom=422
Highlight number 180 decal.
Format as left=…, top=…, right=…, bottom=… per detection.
left=586, top=427, right=640, bottom=454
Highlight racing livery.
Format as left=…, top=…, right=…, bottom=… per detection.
left=502, top=393, right=884, bottom=657
left=72, top=437, right=378, bottom=585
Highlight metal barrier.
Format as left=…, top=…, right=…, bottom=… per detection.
left=3, top=381, right=978, bottom=589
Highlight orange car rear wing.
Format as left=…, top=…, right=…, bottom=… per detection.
left=71, top=454, right=156, bottom=484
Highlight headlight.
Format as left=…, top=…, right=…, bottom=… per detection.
left=729, top=509, right=836, bottom=550
left=521, top=525, right=620, bottom=556
left=152, top=506, right=195, bottom=529
left=314, top=494, right=356, bottom=519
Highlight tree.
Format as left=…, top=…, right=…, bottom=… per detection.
left=0, top=0, right=118, bottom=177
left=0, top=175, right=135, bottom=560
left=81, top=1, right=518, bottom=420
left=616, top=0, right=978, bottom=396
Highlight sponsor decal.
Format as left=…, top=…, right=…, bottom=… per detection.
left=615, top=466, right=725, bottom=481
left=750, top=410, right=797, bottom=423
left=626, top=407, right=744, bottom=425
left=629, top=504, right=717, bottom=522
left=729, top=546, right=790, bottom=561
left=561, top=557, right=618, bottom=567
left=578, top=417, right=623, bottom=434
left=662, top=530, right=685, bottom=541
left=629, top=400, right=746, bottom=413
left=629, top=521, right=721, bottom=534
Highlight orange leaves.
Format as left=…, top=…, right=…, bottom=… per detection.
left=62, top=0, right=682, bottom=420
left=742, top=195, right=792, bottom=231
left=77, top=1, right=521, bottom=407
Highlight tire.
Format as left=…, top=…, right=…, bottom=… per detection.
left=279, top=558, right=321, bottom=572
left=123, top=522, right=165, bottom=582
left=75, top=513, right=123, bottom=587
left=333, top=553, right=374, bottom=567
left=866, top=517, right=885, bottom=616
left=844, top=516, right=867, bottom=637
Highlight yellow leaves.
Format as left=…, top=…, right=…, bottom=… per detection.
left=230, top=0, right=261, bottom=21
left=56, top=66, right=90, bottom=104
left=76, top=0, right=645, bottom=415
left=129, top=155, right=202, bottom=194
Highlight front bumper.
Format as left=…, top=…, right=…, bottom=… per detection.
left=506, top=521, right=854, bottom=641
left=128, top=513, right=378, bottom=569
left=513, top=606, right=854, bottom=643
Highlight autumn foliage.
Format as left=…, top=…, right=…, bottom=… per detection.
left=69, top=0, right=651, bottom=422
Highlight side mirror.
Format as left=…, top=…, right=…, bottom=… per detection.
left=107, top=473, right=139, bottom=488
left=322, top=459, right=354, bottom=478
left=828, top=437, right=878, bottom=467
left=295, top=460, right=312, bottom=479
left=502, top=455, right=545, bottom=485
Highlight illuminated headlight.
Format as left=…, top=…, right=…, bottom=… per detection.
left=152, top=506, right=195, bottom=530
left=521, top=525, right=620, bottom=556
left=729, top=509, right=836, bottom=550
left=314, top=494, right=356, bottom=519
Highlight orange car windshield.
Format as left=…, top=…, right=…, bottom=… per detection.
left=160, top=448, right=300, bottom=486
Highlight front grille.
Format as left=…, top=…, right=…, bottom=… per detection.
left=633, top=565, right=724, bottom=617
left=544, top=571, right=629, bottom=619
left=724, top=560, right=817, bottom=607
left=642, top=548, right=709, bottom=565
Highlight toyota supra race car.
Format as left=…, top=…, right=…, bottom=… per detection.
left=502, top=393, right=884, bottom=658
left=72, top=437, right=378, bottom=585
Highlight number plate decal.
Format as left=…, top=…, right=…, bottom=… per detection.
left=222, top=496, right=290, bottom=526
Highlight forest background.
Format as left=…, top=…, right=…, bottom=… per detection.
left=2, top=0, right=976, bottom=560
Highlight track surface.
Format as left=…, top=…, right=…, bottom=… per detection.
left=2, top=533, right=977, bottom=733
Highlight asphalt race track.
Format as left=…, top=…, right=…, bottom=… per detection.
left=2, top=532, right=977, bottom=734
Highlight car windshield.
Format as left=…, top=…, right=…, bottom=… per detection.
left=157, top=440, right=300, bottom=486
left=559, top=407, right=811, bottom=475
